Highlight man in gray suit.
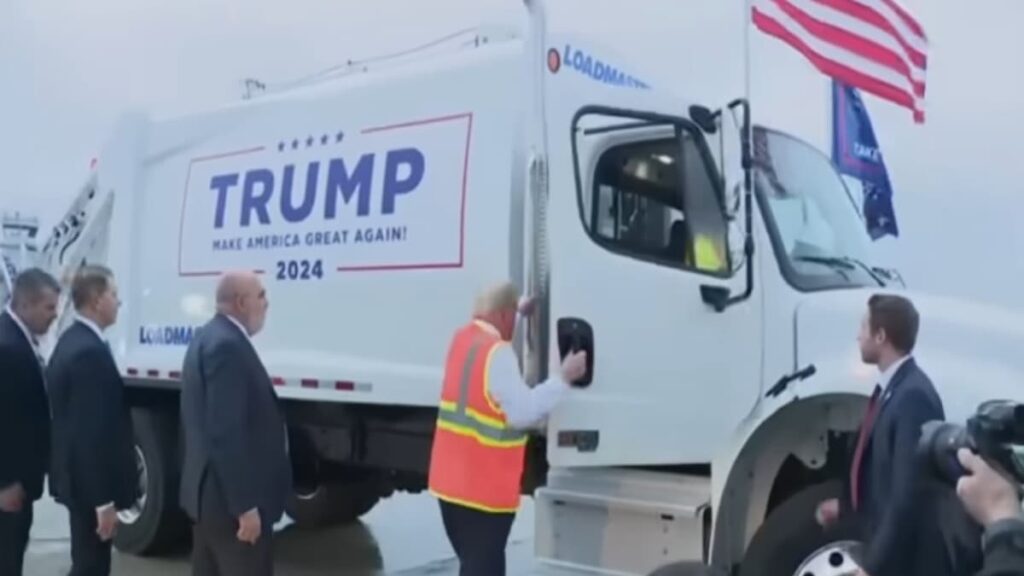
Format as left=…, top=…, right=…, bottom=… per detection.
left=179, top=271, right=291, bottom=576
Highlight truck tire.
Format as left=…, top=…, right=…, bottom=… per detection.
left=738, top=480, right=862, bottom=576
left=286, top=478, right=381, bottom=529
left=113, top=408, right=190, bottom=556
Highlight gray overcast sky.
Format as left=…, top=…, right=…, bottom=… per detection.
left=2, top=0, right=1022, bottom=308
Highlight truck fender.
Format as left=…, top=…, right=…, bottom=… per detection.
left=706, top=352, right=871, bottom=571
left=707, top=342, right=1024, bottom=572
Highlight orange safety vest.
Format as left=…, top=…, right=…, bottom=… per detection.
left=428, top=320, right=529, bottom=513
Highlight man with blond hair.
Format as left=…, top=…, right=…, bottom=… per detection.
left=428, top=281, right=587, bottom=576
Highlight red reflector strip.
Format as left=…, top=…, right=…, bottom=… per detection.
left=121, top=371, right=370, bottom=392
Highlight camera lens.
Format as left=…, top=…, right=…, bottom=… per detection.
left=919, top=421, right=971, bottom=486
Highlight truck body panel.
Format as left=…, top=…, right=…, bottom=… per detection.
left=100, top=41, right=525, bottom=408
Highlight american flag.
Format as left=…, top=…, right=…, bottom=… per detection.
left=751, top=0, right=929, bottom=123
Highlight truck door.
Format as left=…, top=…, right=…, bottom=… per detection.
left=536, top=37, right=763, bottom=467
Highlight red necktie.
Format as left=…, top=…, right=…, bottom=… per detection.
left=850, top=384, right=882, bottom=511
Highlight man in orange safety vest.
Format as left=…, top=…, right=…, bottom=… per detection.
left=428, top=281, right=587, bottom=576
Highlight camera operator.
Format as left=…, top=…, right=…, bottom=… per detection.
left=955, top=448, right=1024, bottom=576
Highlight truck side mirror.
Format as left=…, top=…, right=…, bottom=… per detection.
left=700, top=285, right=731, bottom=312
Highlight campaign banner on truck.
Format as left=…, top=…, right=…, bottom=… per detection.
left=177, top=112, right=472, bottom=277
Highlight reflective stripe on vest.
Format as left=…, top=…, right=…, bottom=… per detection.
left=436, top=339, right=528, bottom=448
left=428, top=323, right=529, bottom=513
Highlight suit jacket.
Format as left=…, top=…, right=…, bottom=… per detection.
left=0, top=312, right=51, bottom=501
left=47, top=321, right=136, bottom=510
left=179, top=314, right=290, bottom=526
left=842, top=358, right=982, bottom=576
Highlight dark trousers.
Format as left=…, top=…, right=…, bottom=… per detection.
left=68, top=506, right=112, bottom=576
left=191, top=474, right=273, bottom=576
left=0, top=503, right=32, bottom=576
left=439, top=500, right=515, bottom=576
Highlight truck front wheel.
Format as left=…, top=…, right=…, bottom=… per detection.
left=113, top=408, right=190, bottom=555
left=286, top=478, right=381, bottom=529
left=739, top=480, right=862, bottom=576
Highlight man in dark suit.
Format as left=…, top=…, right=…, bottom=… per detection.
left=180, top=271, right=290, bottom=576
left=47, top=265, right=136, bottom=576
left=0, top=268, right=60, bottom=576
left=817, top=293, right=965, bottom=576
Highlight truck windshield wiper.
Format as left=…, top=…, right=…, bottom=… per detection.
left=793, top=255, right=886, bottom=286
left=838, top=255, right=887, bottom=287
left=793, top=256, right=854, bottom=281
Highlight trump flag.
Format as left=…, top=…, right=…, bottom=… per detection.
left=832, top=80, right=899, bottom=240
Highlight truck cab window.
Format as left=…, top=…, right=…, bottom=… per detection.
left=585, top=136, right=729, bottom=275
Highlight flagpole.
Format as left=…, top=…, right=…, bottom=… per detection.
left=744, top=0, right=752, bottom=104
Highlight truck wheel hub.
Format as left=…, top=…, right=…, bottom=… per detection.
left=793, top=540, right=859, bottom=576
left=117, top=445, right=148, bottom=525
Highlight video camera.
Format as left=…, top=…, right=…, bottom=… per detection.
left=917, top=400, right=1024, bottom=487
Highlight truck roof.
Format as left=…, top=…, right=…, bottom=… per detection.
left=154, top=26, right=525, bottom=124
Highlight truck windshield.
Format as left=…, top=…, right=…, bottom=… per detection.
left=753, top=126, right=880, bottom=291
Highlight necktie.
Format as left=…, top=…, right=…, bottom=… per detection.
left=850, top=384, right=882, bottom=511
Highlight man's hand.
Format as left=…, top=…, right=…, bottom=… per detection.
left=854, top=569, right=870, bottom=576
left=815, top=497, right=839, bottom=528
left=0, top=483, right=25, bottom=513
left=96, top=506, right=117, bottom=541
left=237, top=508, right=262, bottom=544
left=956, top=448, right=1020, bottom=526
left=560, top=350, right=587, bottom=384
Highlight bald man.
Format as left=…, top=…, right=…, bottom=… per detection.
left=428, top=281, right=587, bottom=576
left=179, top=272, right=290, bottom=576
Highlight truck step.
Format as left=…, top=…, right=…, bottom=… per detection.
left=534, top=467, right=711, bottom=576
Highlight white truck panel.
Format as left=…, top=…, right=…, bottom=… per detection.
left=106, top=42, right=526, bottom=406
left=535, top=468, right=708, bottom=575
left=537, top=31, right=764, bottom=468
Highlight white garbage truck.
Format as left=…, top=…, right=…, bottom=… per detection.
left=23, top=2, right=1024, bottom=575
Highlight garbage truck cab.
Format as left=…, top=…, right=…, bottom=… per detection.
left=518, top=4, right=1024, bottom=576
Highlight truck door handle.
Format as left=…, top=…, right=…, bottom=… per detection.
left=557, top=317, right=594, bottom=387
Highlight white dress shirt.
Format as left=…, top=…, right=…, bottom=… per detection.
left=877, top=354, right=911, bottom=404
left=473, top=320, right=569, bottom=430
left=221, top=313, right=253, bottom=344
left=74, top=312, right=106, bottom=344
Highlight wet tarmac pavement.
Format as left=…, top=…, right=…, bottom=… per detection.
left=24, top=492, right=538, bottom=575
